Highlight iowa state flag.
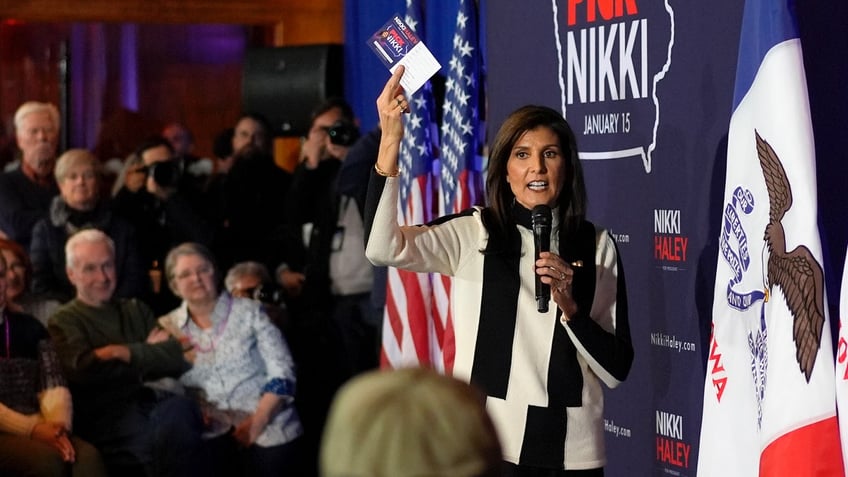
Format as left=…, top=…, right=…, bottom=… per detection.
left=836, top=246, right=848, bottom=474
left=697, top=0, right=843, bottom=475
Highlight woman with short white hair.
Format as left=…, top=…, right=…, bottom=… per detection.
left=30, top=149, right=144, bottom=302
left=159, top=242, right=302, bottom=477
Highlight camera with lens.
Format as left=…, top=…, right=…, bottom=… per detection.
left=253, top=284, right=286, bottom=306
left=142, top=159, right=182, bottom=188
left=327, top=119, right=360, bottom=147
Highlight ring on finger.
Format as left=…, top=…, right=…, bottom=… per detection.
left=396, top=98, right=403, bottom=107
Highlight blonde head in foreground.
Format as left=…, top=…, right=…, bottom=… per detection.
left=320, top=367, right=503, bottom=477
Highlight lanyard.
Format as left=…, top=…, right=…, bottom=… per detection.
left=182, top=295, right=233, bottom=353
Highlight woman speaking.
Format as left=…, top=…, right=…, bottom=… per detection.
left=364, top=66, right=633, bottom=477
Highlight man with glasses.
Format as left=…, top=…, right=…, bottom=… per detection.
left=47, top=229, right=205, bottom=477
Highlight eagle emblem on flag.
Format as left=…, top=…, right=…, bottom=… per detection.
left=757, top=130, right=825, bottom=383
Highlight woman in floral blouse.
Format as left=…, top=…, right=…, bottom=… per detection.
left=158, top=242, right=302, bottom=477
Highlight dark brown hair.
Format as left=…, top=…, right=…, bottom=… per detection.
left=485, top=105, right=587, bottom=239
left=0, top=238, right=31, bottom=289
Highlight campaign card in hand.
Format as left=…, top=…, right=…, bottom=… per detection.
left=368, top=14, right=441, bottom=95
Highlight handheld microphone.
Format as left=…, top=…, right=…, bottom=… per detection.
left=531, top=204, right=552, bottom=313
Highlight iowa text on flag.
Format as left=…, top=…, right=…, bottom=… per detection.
left=697, top=0, right=843, bottom=475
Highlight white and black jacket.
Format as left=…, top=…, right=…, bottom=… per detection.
left=364, top=171, right=633, bottom=470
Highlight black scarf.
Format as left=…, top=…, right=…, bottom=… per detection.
left=470, top=202, right=597, bottom=467
left=49, top=196, right=111, bottom=234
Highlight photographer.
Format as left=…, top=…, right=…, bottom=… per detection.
left=279, top=98, right=381, bottom=476
left=282, top=98, right=361, bottom=298
left=113, top=136, right=213, bottom=314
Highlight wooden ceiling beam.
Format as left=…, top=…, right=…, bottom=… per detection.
left=0, top=0, right=340, bottom=25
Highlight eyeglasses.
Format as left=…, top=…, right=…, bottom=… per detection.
left=174, top=264, right=214, bottom=282
left=62, top=170, right=97, bottom=182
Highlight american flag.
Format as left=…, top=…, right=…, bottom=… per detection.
left=434, top=0, right=484, bottom=373
left=381, top=0, right=484, bottom=374
left=381, top=0, right=440, bottom=369
left=439, top=0, right=484, bottom=216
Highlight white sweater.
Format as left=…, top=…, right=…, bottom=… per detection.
left=365, top=175, right=632, bottom=470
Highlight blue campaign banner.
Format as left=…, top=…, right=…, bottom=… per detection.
left=487, top=2, right=744, bottom=475
left=484, top=1, right=848, bottom=475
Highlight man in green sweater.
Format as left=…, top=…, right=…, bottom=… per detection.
left=48, top=229, right=204, bottom=477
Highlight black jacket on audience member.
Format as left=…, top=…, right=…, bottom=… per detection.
left=0, top=168, right=59, bottom=251
left=112, top=186, right=212, bottom=313
left=218, top=147, right=291, bottom=272
left=30, top=197, right=145, bottom=303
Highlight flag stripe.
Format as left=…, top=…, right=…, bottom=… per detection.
left=385, top=268, right=405, bottom=348
left=400, top=269, right=431, bottom=365
left=760, top=416, right=843, bottom=476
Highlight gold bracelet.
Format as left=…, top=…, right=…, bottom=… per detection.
left=374, top=163, right=400, bottom=177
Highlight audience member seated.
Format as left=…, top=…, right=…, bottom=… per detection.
left=224, top=261, right=288, bottom=333
left=0, top=251, right=108, bottom=477
left=112, top=136, right=213, bottom=314
left=158, top=243, right=303, bottom=477
left=0, top=238, right=60, bottom=326
left=0, top=102, right=61, bottom=250
left=47, top=229, right=205, bottom=477
left=320, top=367, right=503, bottom=477
left=30, top=149, right=144, bottom=303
